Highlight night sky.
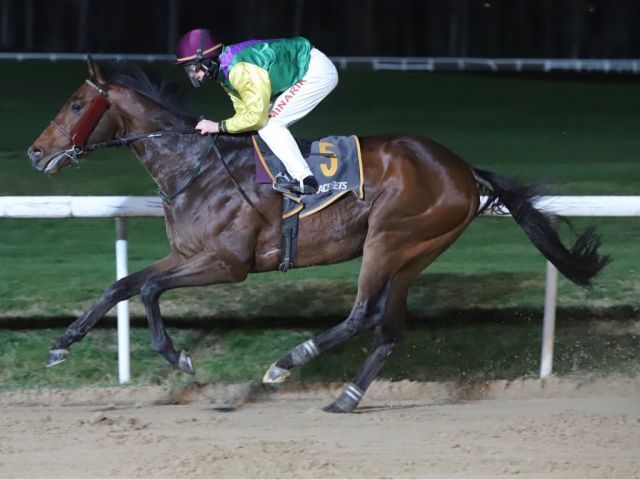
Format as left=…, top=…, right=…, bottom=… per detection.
left=1, top=0, right=640, bottom=58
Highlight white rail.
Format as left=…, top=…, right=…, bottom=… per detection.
left=4, top=195, right=640, bottom=217
left=0, top=196, right=163, bottom=217
left=1, top=53, right=640, bottom=74
left=2, top=195, right=638, bottom=382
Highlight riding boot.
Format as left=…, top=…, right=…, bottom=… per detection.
left=298, top=175, right=319, bottom=195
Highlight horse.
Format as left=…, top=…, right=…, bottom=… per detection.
left=27, top=59, right=609, bottom=413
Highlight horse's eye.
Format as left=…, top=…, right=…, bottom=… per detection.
left=70, top=103, right=83, bottom=113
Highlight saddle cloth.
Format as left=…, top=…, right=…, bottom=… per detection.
left=252, top=135, right=364, bottom=218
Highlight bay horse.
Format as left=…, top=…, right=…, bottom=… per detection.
left=28, top=60, right=609, bottom=413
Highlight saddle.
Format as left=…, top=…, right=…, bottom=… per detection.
left=252, top=134, right=364, bottom=271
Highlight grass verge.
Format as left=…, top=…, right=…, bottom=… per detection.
left=1, top=315, right=638, bottom=391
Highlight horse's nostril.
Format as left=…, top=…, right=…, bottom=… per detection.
left=28, top=146, right=43, bottom=163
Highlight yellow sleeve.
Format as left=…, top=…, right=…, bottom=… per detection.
left=223, top=86, right=246, bottom=118
left=220, top=62, right=271, bottom=133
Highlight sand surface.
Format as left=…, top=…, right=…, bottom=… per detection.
left=1, top=376, right=639, bottom=478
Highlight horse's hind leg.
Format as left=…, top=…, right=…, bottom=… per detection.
left=321, top=221, right=475, bottom=412
left=322, top=275, right=410, bottom=413
left=262, top=265, right=393, bottom=384
left=264, top=253, right=414, bottom=411
left=263, top=229, right=443, bottom=385
left=325, top=325, right=398, bottom=413
left=47, top=255, right=179, bottom=367
left=263, top=238, right=426, bottom=385
left=322, top=208, right=480, bottom=412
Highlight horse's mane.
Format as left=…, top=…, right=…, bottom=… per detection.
left=97, top=61, right=197, bottom=122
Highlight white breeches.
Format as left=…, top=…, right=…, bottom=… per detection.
left=258, top=48, right=339, bottom=181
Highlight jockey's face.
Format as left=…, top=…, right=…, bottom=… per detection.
left=184, top=63, right=212, bottom=87
left=183, top=63, right=205, bottom=87
left=195, top=68, right=206, bottom=81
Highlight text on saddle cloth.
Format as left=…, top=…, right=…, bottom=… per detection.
left=252, top=135, right=364, bottom=218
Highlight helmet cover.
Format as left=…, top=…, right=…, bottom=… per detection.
left=176, top=28, right=222, bottom=65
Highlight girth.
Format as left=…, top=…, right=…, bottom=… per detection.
left=279, top=196, right=301, bottom=272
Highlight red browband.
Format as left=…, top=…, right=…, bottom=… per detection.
left=70, top=94, right=110, bottom=147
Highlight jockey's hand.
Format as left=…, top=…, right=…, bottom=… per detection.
left=195, top=119, right=219, bottom=135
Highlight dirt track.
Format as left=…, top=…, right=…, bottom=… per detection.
left=1, top=377, right=639, bottom=478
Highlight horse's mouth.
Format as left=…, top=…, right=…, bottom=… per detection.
left=43, top=152, right=72, bottom=175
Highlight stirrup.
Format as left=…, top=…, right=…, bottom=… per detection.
left=272, top=173, right=298, bottom=195
left=273, top=173, right=319, bottom=196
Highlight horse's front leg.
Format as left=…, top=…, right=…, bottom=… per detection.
left=138, top=250, right=249, bottom=373
left=47, top=256, right=179, bottom=367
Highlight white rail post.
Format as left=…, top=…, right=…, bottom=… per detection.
left=540, top=260, right=558, bottom=378
left=115, top=217, right=130, bottom=384
left=539, top=213, right=560, bottom=379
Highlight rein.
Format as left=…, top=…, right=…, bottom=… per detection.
left=85, top=128, right=196, bottom=151
left=88, top=130, right=260, bottom=210
left=49, top=123, right=198, bottom=165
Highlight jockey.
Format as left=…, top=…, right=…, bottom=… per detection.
left=176, top=28, right=339, bottom=196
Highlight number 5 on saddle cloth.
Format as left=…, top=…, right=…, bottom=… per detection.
left=252, top=134, right=364, bottom=271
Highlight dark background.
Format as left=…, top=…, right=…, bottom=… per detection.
left=1, top=0, right=640, bottom=58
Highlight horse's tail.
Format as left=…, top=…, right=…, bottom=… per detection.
left=472, top=167, right=610, bottom=287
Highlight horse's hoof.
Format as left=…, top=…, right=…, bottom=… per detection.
left=46, top=348, right=69, bottom=368
left=322, top=383, right=363, bottom=413
left=322, top=401, right=353, bottom=414
left=262, top=362, right=290, bottom=385
left=178, top=351, right=195, bottom=375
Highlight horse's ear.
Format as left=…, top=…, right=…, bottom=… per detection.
left=86, top=55, right=105, bottom=82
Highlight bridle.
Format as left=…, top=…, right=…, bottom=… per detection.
left=48, top=77, right=262, bottom=211
left=49, top=78, right=209, bottom=203
left=50, top=78, right=203, bottom=163
left=49, top=78, right=113, bottom=167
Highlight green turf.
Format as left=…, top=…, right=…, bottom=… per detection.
left=2, top=318, right=638, bottom=391
left=1, top=63, right=639, bottom=388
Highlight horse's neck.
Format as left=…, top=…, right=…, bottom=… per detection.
left=112, top=90, right=255, bottom=197
left=116, top=101, right=206, bottom=193
left=133, top=130, right=217, bottom=197
left=130, top=124, right=255, bottom=198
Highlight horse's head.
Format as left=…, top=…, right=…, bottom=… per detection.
left=27, top=58, right=121, bottom=175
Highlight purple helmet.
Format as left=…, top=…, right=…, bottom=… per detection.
left=176, top=28, right=222, bottom=65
